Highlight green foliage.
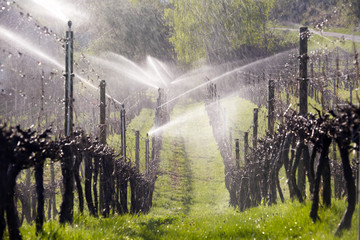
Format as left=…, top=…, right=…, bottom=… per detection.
left=85, top=0, right=173, bottom=62
left=164, top=0, right=275, bottom=65
left=271, top=0, right=360, bottom=29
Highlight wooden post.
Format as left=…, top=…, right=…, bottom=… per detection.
left=99, top=80, right=106, bottom=145
left=334, top=49, right=339, bottom=108
left=135, top=131, right=140, bottom=170
left=310, top=61, right=314, bottom=98
left=354, top=43, right=359, bottom=89
left=145, top=134, right=149, bottom=175
left=121, top=104, right=126, bottom=162
left=299, top=27, right=308, bottom=116
left=349, top=75, right=353, bottom=105
left=50, top=160, right=56, bottom=219
left=253, top=108, right=258, bottom=149
left=235, top=139, right=240, bottom=169
left=268, top=79, right=275, bottom=135
left=244, top=132, right=249, bottom=164
left=298, top=26, right=309, bottom=196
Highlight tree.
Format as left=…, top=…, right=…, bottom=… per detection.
left=164, top=0, right=275, bottom=65
left=83, top=0, right=173, bottom=62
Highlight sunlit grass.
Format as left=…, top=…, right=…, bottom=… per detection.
left=17, top=200, right=358, bottom=239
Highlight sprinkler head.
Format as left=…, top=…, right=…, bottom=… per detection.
left=68, top=20, right=72, bottom=29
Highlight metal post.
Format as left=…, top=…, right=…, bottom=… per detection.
left=135, top=130, right=140, bottom=170
left=235, top=139, right=240, bottom=169
left=145, top=134, right=149, bottom=175
left=99, top=80, right=106, bottom=145
left=64, top=21, right=74, bottom=137
left=253, top=108, right=258, bottom=149
left=268, top=79, right=275, bottom=135
left=121, top=104, right=126, bottom=162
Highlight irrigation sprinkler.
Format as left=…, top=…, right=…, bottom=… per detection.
left=121, top=104, right=127, bottom=162
left=145, top=133, right=149, bottom=175
left=99, top=80, right=106, bottom=145
left=64, top=20, right=74, bottom=137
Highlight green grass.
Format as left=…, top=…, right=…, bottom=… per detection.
left=153, top=99, right=228, bottom=217
left=17, top=200, right=358, bottom=239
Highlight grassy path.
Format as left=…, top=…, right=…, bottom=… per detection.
left=153, top=99, right=229, bottom=217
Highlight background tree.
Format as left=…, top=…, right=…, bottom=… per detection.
left=83, top=0, right=173, bottom=62
left=164, top=0, right=275, bottom=65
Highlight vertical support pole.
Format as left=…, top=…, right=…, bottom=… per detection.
left=299, top=27, right=308, bottom=116
left=121, top=104, right=127, bottom=162
left=155, top=88, right=162, bottom=128
left=349, top=75, right=353, bottom=105
left=244, top=132, right=249, bottom=164
left=268, top=79, right=275, bottom=135
left=354, top=43, right=359, bottom=89
left=50, top=161, right=56, bottom=219
left=253, top=108, right=258, bottom=149
left=358, top=130, right=360, bottom=240
left=145, top=134, right=149, bottom=175
left=99, top=80, right=106, bottom=214
left=321, top=63, right=326, bottom=110
left=298, top=26, right=309, bottom=197
left=135, top=131, right=140, bottom=170
left=235, top=139, right=240, bottom=170
left=334, top=49, right=339, bottom=108
left=92, top=107, right=96, bottom=135
left=99, top=80, right=106, bottom=145
left=25, top=169, right=31, bottom=222
left=310, top=61, right=314, bottom=99
left=64, top=21, right=74, bottom=137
